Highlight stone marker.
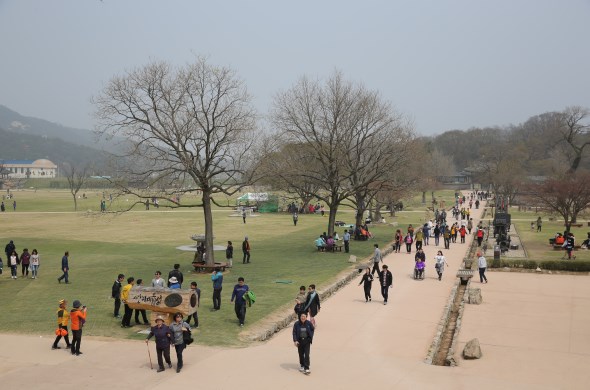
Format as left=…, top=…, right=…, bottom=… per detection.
left=463, top=338, right=482, bottom=359
left=467, top=288, right=482, bottom=304
left=127, top=286, right=198, bottom=316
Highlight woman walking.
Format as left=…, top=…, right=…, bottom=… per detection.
left=404, top=233, right=413, bottom=254
left=30, top=249, right=40, bottom=279
left=434, top=250, right=449, bottom=281
left=9, top=250, right=19, bottom=279
left=394, top=229, right=403, bottom=253
left=226, top=241, right=233, bottom=268
left=169, top=312, right=191, bottom=373
left=358, top=267, right=373, bottom=302
left=20, top=248, right=30, bottom=277
left=146, top=316, right=172, bottom=372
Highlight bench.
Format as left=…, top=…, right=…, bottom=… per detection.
left=318, top=245, right=343, bottom=252
left=192, top=262, right=228, bottom=273
left=565, top=223, right=583, bottom=228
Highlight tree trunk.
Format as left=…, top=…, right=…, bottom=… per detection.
left=374, top=203, right=382, bottom=222
left=422, top=191, right=426, bottom=204
left=202, top=189, right=215, bottom=265
left=72, top=194, right=78, bottom=211
left=568, top=155, right=581, bottom=173
left=327, top=204, right=338, bottom=237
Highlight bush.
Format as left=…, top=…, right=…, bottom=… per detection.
left=489, top=258, right=590, bottom=272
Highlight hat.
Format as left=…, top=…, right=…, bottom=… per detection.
left=72, top=300, right=82, bottom=308
left=155, top=315, right=165, bottom=323
left=59, top=299, right=66, bottom=305
left=169, top=276, right=178, bottom=284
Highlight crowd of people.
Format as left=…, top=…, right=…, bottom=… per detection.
left=1, top=240, right=41, bottom=279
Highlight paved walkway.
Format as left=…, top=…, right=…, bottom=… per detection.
left=1, top=201, right=589, bottom=389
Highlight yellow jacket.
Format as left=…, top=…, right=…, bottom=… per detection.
left=121, top=283, right=133, bottom=303
left=56, top=307, right=69, bottom=327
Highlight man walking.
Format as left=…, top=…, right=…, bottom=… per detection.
left=343, top=230, right=351, bottom=253
left=111, top=274, right=124, bottom=318
left=377, top=264, right=393, bottom=305
left=477, top=252, right=488, bottom=283
left=371, top=244, right=382, bottom=275
left=293, top=312, right=315, bottom=375
left=57, top=251, right=70, bottom=284
left=293, top=212, right=298, bottom=226
left=211, top=268, right=223, bottom=310
left=230, top=277, right=250, bottom=327
left=242, top=236, right=251, bottom=264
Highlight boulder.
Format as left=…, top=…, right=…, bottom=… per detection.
left=467, top=288, right=482, bottom=304
left=463, top=338, right=482, bottom=359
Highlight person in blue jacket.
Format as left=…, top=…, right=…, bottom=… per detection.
left=292, top=312, right=315, bottom=374
left=211, top=268, right=223, bottom=310
left=230, top=276, right=249, bottom=326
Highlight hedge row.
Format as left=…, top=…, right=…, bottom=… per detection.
left=490, top=259, right=590, bottom=272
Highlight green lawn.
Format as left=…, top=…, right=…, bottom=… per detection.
left=0, top=189, right=425, bottom=347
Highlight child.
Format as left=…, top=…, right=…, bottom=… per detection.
left=187, top=282, right=201, bottom=328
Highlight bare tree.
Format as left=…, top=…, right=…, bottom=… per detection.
left=94, top=58, right=257, bottom=264
left=62, top=162, right=89, bottom=211
left=270, top=71, right=414, bottom=235
left=526, top=172, right=590, bottom=233
left=557, top=106, right=590, bottom=173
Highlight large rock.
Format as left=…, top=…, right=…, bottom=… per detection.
left=463, top=338, right=482, bottom=359
left=467, top=288, right=482, bottom=304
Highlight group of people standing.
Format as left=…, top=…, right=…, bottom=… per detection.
left=51, top=298, right=87, bottom=356
left=2, top=240, right=41, bottom=279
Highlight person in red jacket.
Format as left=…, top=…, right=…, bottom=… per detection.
left=70, top=300, right=87, bottom=356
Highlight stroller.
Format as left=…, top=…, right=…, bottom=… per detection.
left=414, top=260, right=425, bottom=280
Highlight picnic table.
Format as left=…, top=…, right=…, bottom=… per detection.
left=192, top=262, right=228, bottom=273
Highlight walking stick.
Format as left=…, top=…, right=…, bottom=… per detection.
left=146, top=340, right=153, bottom=370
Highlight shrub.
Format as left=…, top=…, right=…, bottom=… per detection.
left=489, top=258, right=590, bottom=272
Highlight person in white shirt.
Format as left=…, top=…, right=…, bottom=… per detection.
left=477, top=252, right=488, bottom=283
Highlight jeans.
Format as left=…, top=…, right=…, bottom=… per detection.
left=213, top=288, right=222, bottom=310
left=122, top=304, right=133, bottom=326
left=113, top=298, right=121, bottom=317
left=58, top=269, right=69, bottom=283
left=235, top=302, right=247, bottom=325
left=174, top=343, right=185, bottom=369
left=479, top=267, right=487, bottom=282
left=10, top=265, right=17, bottom=277
left=434, top=236, right=440, bottom=246
left=371, top=262, right=380, bottom=275
left=405, top=243, right=412, bottom=253
left=31, top=264, right=39, bottom=278
left=243, top=250, right=250, bottom=263
left=380, top=285, right=389, bottom=302
left=344, top=240, right=350, bottom=253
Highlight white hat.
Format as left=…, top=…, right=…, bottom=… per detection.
left=169, top=276, right=178, bottom=284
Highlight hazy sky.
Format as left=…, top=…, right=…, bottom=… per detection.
left=1, top=0, right=589, bottom=135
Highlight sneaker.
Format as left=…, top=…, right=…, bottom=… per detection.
left=304, top=369, right=311, bottom=374
left=299, top=366, right=305, bottom=372
left=76, top=352, right=83, bottom=356
left=240, top=323, right=244, bottom=327
left=51, top=346, right=61, bottom=350
left=157, top=368, right=165, bottom=373
left=176, top=367, right=181, bottom=373
left=384, top=301, right=387, bottom=305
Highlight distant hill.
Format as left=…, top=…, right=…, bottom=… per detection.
left=0, top=105, right=127, bottom=172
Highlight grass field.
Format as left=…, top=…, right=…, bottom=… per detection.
left=0, top=189, right=432, bottom=347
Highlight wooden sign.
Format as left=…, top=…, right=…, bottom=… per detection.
left=127, top=286, right=197, bottom=316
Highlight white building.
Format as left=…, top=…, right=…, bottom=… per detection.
left=0, top=159, right=58, bottom=178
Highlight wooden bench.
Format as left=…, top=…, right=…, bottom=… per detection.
left=192, top=262, right=228, bottom=273
left=565, top=223, right=583, bottom=228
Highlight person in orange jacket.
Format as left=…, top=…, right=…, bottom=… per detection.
left=70, top=300, right=87, bottom=356
left=52, top=299, right=71, bottom=350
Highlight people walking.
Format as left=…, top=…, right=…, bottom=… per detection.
left=242, top=208, right=247, bottom=223
left=371, top=244, right=382, bottom=275
left=226, top=241, right=233, bottom=268
left=394, top=229, right=402, bottom=253
left=70, top=300, right=87, bottom=356
left=111, top=273, right=124, bottom=318
left=146, top=316, right=172, bottom=373
left=52, top=299, right=71, bottom=350
left=358, top=268, right=373, bottom=302
left=434, top=250, right=449, bottom=281
left=57, top=251, right=70, bottom=284
left=169, top=312, right=191, bottom=373
left=30, top=249, right=40, bottom=279
left=242, top=236, right=251, bottom=264
left=476, top=227, right=484, bottom=247
left=230, top=277, right=249, bottom=327
left=293, top=312, right=315, bottom=375
left=377, top=264, right=393, bottom=305
left=20, top=248, right=30, bottom=277
left=477, top=252, right=488, bottom=283
left=211, top=267, right=223, bottom=310
left=304, top=284, right=321, bottom=326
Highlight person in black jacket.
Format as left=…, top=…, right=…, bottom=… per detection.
left=377, top=264, right=393, bottom=305
left=167, top=264, right=183, bottom=288
left=226, top=241, right=233, bottom=268
left=304, top=284, right=320, bottom=326
left=111, top=274, right=124, bottom=318
left=358, top=267, right=373, bottom=302
left=292, top=312, right=315, bottom=374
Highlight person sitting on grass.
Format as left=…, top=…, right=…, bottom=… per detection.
left=325, top=236, right=335, bottom=251
left=554, top=233, right=565, bottom=246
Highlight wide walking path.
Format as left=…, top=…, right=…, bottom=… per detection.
left=1, top=200, right=589, bottom=389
